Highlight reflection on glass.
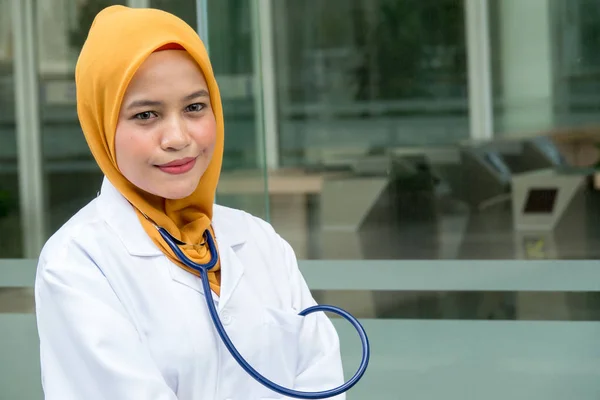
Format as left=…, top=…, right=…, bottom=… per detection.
left=6, top=0, right=600, bottom=263
left=0, top=288, right=35, bottom=313
left=490, top=0, right=600, bottom=134
left=151, top=0, right=197, bottom=31
left=268, top=0, right=469, bottom=260
left=313, top=290, right=600, bottom=321
left=259, top=0, right=600, bottom=262
left=39, top=0, right=129, bottom=236
left=209, top=0, right=269, bottom=220
left=274, top=0, right=468, bottom=167
left=0, top=4, right=22, bottom=258
left=552, top=0, right=600, bottom=129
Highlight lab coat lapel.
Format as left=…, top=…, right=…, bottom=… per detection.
left=99, top=178, right=247, bottom=302
left=167, top=261, right=205, bottom=295
left=216, top=245, right=244, bottom=311
left=167, top=206, right=246, bottom=306
left=212, top=206, right=246, bottom=310
left=97, top=177, right=163, bottom=257
left=166, top=241, right=245, bottom=304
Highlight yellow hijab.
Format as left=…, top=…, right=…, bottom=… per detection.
left=75, top=6, right=224, bottom=295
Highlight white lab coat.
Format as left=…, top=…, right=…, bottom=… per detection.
left=35, top=177, right=345, bottom=400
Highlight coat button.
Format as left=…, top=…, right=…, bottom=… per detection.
left=221, top=312, right=232, bottom=325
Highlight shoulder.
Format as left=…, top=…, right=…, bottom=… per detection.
left=213, top=204, right=283, bottom=243
left=213, top=205, right=313, bottom=308
left=212, top=203, right=296, bottom=263
left=37, top=198, right=112, bottom=275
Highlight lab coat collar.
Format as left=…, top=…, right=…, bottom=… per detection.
left=170, top=208, right=247, bottom=307
left=97, top=177, right=246, bottom=306
left=97, top=177, right=162, bottom=257
left=165, top=204, right=247, bottom=306
left=97, top=177, right=247, bottom=255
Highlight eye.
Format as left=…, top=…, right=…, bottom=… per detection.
left=133, top=111, right=157, bottom=120
left=185, top=103, right=205, bottom=112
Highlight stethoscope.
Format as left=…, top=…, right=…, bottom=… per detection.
left=154, top=224, right=371, bottom=399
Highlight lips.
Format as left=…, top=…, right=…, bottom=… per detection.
left=156, top=157, right=197, bottom=175
left=158, top=157, right=197, bottom=168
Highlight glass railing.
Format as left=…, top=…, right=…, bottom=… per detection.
left=2, top=259, right=600, bottom=399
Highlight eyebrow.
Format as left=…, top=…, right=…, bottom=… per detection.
left=126, top=89, right=210, bottom=110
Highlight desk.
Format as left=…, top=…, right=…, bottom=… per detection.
left=550, top=126, right=600, bottom=167
left=218, top=169, right=350, bottom=259
left=217, top=168, right=346, bottom=195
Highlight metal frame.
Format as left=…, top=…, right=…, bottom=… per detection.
left=128, top=0, right=207, bottom=46
left=0, top=2, right=13, bottom=61
left=465, top=0, right=494, bottom=141
left=11, top=0, right=46, bottom=259
left=248, top=0, right=272, bottom=219
left=249, top=0, right=279, bottom=170
left=498, top=0, right=555, bottom=134
left=250, top=2, right=267, bottom=171
left=196, top=0, right=209, bottom=49
left=253, top=0, right=279, bottom=169
left=4, top=258, right=600, bottom=292
left=127, top=0, right=150, bottom=8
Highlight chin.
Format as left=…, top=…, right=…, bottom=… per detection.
left=160, top=192, right=190, bottom=200
left=161, top=176, right=203, bottom=200
left=158, top=185, right=196, bottom=200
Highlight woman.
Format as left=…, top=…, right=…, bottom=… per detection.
left=34, top=5, right=345, bottom=399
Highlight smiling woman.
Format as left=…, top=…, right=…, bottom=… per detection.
left=33, top=5, right=347, bottom=400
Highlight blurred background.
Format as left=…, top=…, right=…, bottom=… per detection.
left=2, top=0, right=600, bottom=262
left=2, top=0, right=600, bottom=398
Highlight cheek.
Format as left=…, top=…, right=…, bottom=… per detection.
left=189, top=117, right=217, bottom=148
left=115, top=126, right=153, bottom=171
left=114, top=128, right=130, bottom=171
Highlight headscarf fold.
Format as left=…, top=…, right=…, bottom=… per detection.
left=76, top=5, right=224, bottom=295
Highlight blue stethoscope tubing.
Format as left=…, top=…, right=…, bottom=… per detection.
left=157, top=227, right=370, bottom=399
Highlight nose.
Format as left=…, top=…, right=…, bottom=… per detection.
left=160, top=116, right=191, bottom=151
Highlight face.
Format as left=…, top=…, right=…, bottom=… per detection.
left=115, top=50, right=217, bottom=200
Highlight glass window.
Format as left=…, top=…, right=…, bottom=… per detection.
left=275, top=0, right=468, bottom=166
left=40, top=0, right=128, bottom=237
left=258, top=0, right=600, bottom=262
left=490, top=0, right=600, bottom=134
left=0, top=2, right=22, bottom=258
left=151, top=0, right=197, bottom=31
left=554, top=0, right=600, bottom=129
left=484, top=0, right=600, bottom=261
left=209, top=0, right=269, bottom=220
left=269, top=0, right=469, bottom=260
